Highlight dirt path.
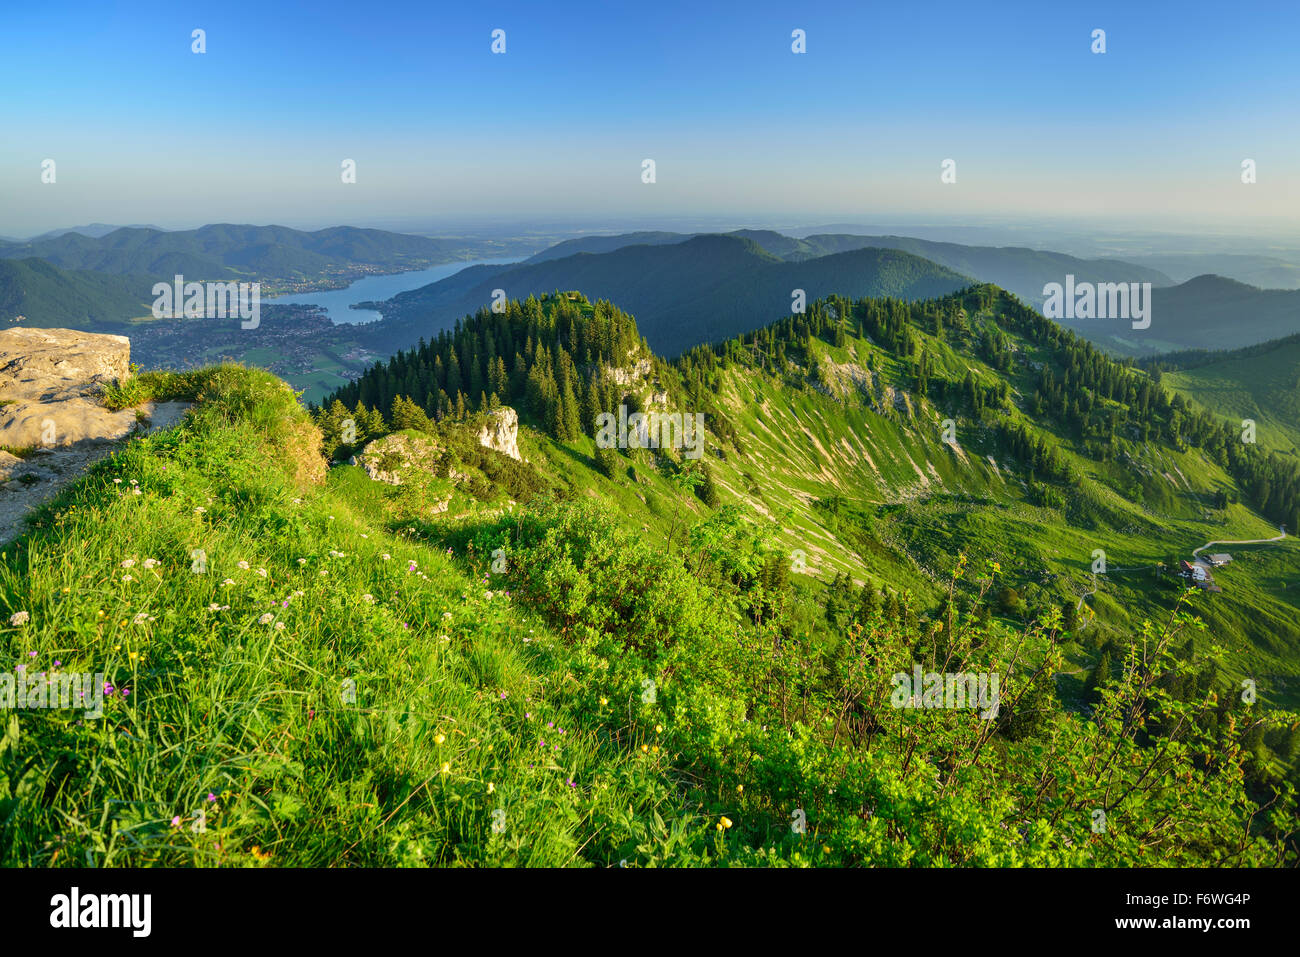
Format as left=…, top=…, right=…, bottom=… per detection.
left=0, top=401, right=189, bottom=544
left=1191, top=530, right=1287, bottom=558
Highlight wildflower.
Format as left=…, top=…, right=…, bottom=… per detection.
left=439, top=762, right=450, bottom=774
left=113, top=478, right=123, bottom=485
left=207, top=792, right=217, bottom=802
left=171, top=816, right=181, bottom=827
left=143, top=558, right=159, bottom=569
left=194, top=507, right=206, bottom=514
left=208, top=603, right=221, bottom=611
left=719, top=816, right=733, bottom=830
left=274, top=621, right=285, bottom=631
left=297, top=558, right=307, bottom=565
left=442, top=612, right=452, bottom=620
left=258, top=613, right=274, bottom=625
left=131, top=488, right=142, bottom=496
left=434, top=733, right=446, bottom=745
left=487, top=782, right=495, bottom=794
left=736, top=784, right=744, bottom=794
left=362, top=594, right=374, bottom=603
left=256, top=568, right=267, bottom=577
left=319, top=571, right=328, bottom=577
left=381, top=554, right=391, bottom=561
left=8, top=611, right=29, bottom=626
left=484, top=590, right=495, bottom=600
left=120, top=559, right=136, bottom=568
left=122, top=574, right=133, bottom=582
left=438, top=634, right=449, bottom=643
left=237, top=561, right=250, bottom=570
left=222, top=578, right=235, bottom=586
left=599, top=696, right=608, bottom=706
left=655, top=724, right=663, bottom=734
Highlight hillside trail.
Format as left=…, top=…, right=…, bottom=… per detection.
left=1191, top=530, right=1287, bottom=558
left=0, top=327, right=190, bottom=545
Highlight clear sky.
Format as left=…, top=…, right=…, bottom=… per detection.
left=1, top=0, right=1297, bottom=236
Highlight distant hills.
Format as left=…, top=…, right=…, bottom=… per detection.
left=515, top=229, right=1175, bottom=305
left=4, top=222, right=1296, bottom=364
left=361, top=234, right=973, bottom=356
left=0, top=224, right=532, bottom=285
left=0, top=258, right=151, bottom=328
left=1152, top=332, right=1300, bottom=455
left=1127, top=253, right=1300, bottom=290
left=1063, top=275, right=1300, bottom=356
left=26, top=223, right=166, bottom=242
left=371, top=229, right=1300, bottom=359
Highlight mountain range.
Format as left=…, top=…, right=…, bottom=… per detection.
left=359, top=230, right=1296, bottom=360
left=360, top=234, right=973, bottom=357
left=0, top=224, right=535, bottom=286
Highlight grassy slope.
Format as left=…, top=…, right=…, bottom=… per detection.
left=1166, top=337, right=1300, bottom=457
left=642, top=308, right=1300, bottom=704
left=0, top=258, right=152, bottom=328
left=2, top=365, right=1293, bottom=866
left=0, top=368, right=674, bottom=865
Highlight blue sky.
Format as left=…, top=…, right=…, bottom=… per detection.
left=1, top=0, right=1297, bottom=235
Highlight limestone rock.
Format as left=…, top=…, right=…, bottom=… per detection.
left=352, top=432, right=441, bottom=485
left=0, top=329, right=192, bottom=543
left=0, top=327, right=131, bottom=402
left=477, top=407, right=521, bottom=461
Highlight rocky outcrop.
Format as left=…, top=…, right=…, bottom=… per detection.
left=477, top=407, right=521, bottom=461
left=351, top=432, right=443, bottom=485
left=605, top=356, right=652, bottom=387
left=0, top=328, right=190, bottom=543
left=0, top=328, right=143, bottom=448
left=0, top=327, right=132, bottom=398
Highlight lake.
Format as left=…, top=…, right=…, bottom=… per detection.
left=268, top=258, right=522, bottom=324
